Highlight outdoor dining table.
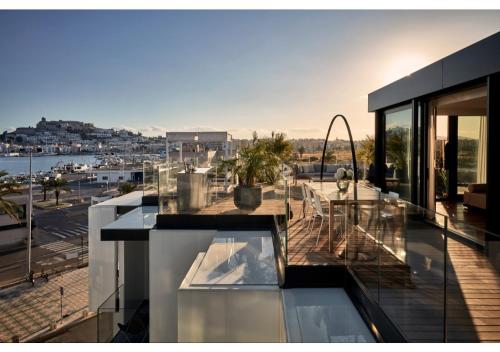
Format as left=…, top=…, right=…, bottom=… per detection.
left=307, top=182, right=382, bottom=253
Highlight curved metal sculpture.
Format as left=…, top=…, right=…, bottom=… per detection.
left=319, top=114, right=359, bottom=225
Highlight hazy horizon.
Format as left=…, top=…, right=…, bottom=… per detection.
left=1, top=10, right=499, bottom=140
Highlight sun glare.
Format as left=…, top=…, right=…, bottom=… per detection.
left=382, top=53, right=430, bottom=85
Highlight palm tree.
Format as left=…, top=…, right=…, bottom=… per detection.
left=324, top=149, right=336, bottom=162
left=0, top=170, right=21, bottom=221
left=261, top=132, right=293, bottom=184
left=119, top=182, right=137, bottom=195
left=357, top=135, right=375, bottom=166
left=50, top=178, right=70, bottom=206
left=222, top=132, right=294, bottom=186
left=265, top=132, right=293, bottom=161
left=38, top=178, right=52, bottom=202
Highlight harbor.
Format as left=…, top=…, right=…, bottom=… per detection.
left=0, top=153, right=164, bottom=182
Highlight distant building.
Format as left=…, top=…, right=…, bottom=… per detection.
left=165, top=131, right=233, bottom=164
left=14, top=127, right=36, bottom=136
left=95, top=169, right=143, bottom=184
left=36, top=116, right=94, bottom=132
left=88, top=129, right=113, bottom=139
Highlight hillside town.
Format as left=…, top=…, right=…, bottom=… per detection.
left=0, top=117, right=166, bottom=155
left=1, top=117, right=359, bottom=160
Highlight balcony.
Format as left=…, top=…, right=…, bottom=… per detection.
left=93, top=160, right=500, bottom=342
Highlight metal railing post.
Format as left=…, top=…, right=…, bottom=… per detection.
left=443, top=216, right=448, bottom=343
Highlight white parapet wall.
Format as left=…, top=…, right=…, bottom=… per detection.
left=148, top=228, right=217, bottom=342
left=88, top=191, right=143, bottom=312
left=177, top=231, right=285, bottom=342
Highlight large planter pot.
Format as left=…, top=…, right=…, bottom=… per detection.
left=234, top=185, right=262, bottom=210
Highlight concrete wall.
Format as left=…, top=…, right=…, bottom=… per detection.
left=148, top=229, right=216, bottom=342
left=88, top=205, right=121, bottom=312
left=178, top=285, right=284, bottom=342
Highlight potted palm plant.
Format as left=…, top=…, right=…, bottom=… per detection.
left=222, top=132, right=292, bottom=210
left=222, top=144, right=266, bottom=210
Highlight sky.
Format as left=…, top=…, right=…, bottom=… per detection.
left=0, top=10, right=499, bottom=140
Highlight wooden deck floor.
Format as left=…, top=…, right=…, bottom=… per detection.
left=436, top=200, right=487, bottom=244
left=186, top=182, right=500, bottom=342
left=445, top=239, right=500, bottom=342
left=285, top=185, right=500, bottom=342
left=286, top=216, right=345, bottom=265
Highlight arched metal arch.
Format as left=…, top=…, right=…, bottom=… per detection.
left=319, top=114, right=359, bottom=224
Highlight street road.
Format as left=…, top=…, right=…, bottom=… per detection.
left=0, top=179, right=117, bottom=286
left=0, top=203, right=89, bottom=285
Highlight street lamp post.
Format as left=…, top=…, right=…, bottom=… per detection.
left=26, top=147, right=33, bottom=280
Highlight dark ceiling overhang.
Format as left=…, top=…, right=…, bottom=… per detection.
left=368, top=31, right=500, bottom=112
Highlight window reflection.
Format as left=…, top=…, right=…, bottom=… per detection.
left=385, top=106, right=412, bottom=200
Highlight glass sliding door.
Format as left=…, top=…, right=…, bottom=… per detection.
left=385, top=105, right=413, bottom=200
left=457, top=115, right=486, bottom=194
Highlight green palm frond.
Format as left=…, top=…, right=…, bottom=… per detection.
left=0, top=170, right=22, bottom=221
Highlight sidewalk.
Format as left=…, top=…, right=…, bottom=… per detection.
left=0, top=266, right=88, bottom=342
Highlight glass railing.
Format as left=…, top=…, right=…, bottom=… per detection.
left=97, top=285, right=148, bottom=343
left=142, top=160, right=161, bottom=196
left=156, top=160, right=290, bottom=219
left=153, top=159, right=291, bottom=271
left=343, top=185, right=500, bottom=342
left=443, top=219, right=500, bottom=342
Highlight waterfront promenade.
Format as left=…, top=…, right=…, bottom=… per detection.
left=0, top=266, right=88, bottom=342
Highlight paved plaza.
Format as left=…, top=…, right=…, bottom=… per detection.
left=0, top=266, right=88, bottom=342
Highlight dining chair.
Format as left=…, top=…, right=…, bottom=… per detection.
left=309, top=190, right=345, bottom=247
left=360, top=186, right=382, bottom=233
left=379, top=191, right=400, bottom=249
left=304, top=184, right=318, bottom=230
left=299, top=183, right=309, bottom=220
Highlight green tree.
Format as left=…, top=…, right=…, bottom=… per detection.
left=50, top=178, right=70, bottom=206
left=357, top=135, right=375, bottom=165
left=119, top=182, right=137, bottom=195
left=261, top=132, right=293, bottom=183
left=38, top=178, right=53, bottom=202
left=264, top=132, right=293, bottom=161
left=386, top=129, right=408, bottom=175
left=324, top=149, right=336, bottom=162
left=0, top=170, right=21, bottom=221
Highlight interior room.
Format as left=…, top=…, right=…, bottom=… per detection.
left=430, top=85, right=488, bottom=239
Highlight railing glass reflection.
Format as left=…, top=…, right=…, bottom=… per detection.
left=344, top=185, right=500, bottom=342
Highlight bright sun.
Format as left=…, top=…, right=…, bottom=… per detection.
left=382, top=54, right=430, bottom=85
